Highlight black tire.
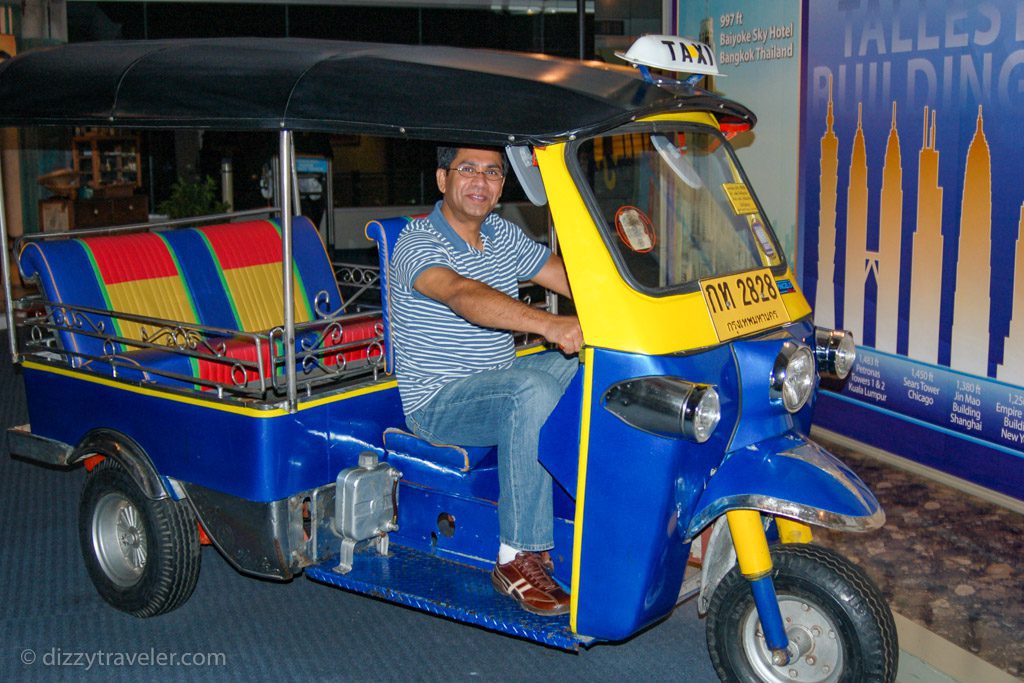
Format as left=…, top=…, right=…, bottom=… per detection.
left=78, top=459, right=201, bottom=617
left=706, top=543, right=897, bottom=682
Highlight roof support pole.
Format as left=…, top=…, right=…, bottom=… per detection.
left=279, top=129, right=297, bottom=411
left=578, top=0, right=586, bottom=60
left=0, top=158, right=15, bottom=363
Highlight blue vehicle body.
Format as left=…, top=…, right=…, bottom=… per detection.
left=16, top=314, right=880, bottom=645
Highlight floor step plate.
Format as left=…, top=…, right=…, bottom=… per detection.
left=305, top=544, right=581, bottom=650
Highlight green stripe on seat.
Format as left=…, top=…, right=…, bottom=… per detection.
left=195, top=229, right=243, bottom=330
left=270, top=219, right=315, bottom=322
left=76, top=240, right=124, bottom=349
left=156, top=232, right=204, bottom=328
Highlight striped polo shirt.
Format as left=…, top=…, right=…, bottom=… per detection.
left=390, top=201, right=550, bottom=414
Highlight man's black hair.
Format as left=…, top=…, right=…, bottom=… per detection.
left=437, top=145, right=510, bottom=177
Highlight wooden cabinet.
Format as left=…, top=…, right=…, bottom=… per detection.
left=41, top=196, right=149, bottom=231
left=37, top=129, right=148, bottom=232
left=72, top=130, right=142, bottom=196
left=73, top=196, right=149, bottom=229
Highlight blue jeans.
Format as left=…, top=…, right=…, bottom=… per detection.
left=406, top=351, right=578, bottom=552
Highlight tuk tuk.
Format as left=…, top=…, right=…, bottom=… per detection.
left=0, top=35, right=897, bottom=681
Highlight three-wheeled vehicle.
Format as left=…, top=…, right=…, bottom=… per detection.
left=1, top=35, right=897, bottom=681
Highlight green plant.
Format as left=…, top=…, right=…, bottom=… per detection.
left=157, top=176, right=229, bottom=219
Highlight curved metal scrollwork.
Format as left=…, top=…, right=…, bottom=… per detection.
left=331, top=263, right=381, bottom=314
left=335, top=264, right=380, bottom=287
left=29, top=315, right=50, bottom=343
left=297, top=321, right=347, bottom=375
left=313, top=290, right=343, bottom=319
left=230, top=362, right=254, bottom=388
left=366, top=339, right=385, bottom=369
left=52, top=306, right=106, bottom=335
left=140, top=325, right=227, bottom=356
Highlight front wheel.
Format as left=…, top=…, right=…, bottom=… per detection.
left=706, top=543, right=897, bottom=682
left=79, top=460, right=201, bottom=617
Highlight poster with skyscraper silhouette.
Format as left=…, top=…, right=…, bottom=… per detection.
left=800, top=0, right=1024, bottom=499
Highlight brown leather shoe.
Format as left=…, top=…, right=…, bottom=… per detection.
left=537, top=550, right=554, bottom=573
left=491, top=551, right=570, bottom=616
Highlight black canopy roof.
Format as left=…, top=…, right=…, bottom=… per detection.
left=0, top=38, right=755, bottom=145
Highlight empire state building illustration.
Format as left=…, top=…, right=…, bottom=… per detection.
left=998, top=208, right=1024, bottom=383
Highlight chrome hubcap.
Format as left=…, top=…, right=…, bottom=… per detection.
left=92, top=492, right=147, bottom=587
left=741, top=597, right=843, bottom=682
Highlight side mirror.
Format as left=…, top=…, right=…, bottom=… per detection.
left=505, top=144, right=547, bottom=207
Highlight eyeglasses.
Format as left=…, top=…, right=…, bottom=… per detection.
left=447, top=165, right=505, bottom=181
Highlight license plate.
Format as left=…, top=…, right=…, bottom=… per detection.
left=700, top=268, right=790, bottom=342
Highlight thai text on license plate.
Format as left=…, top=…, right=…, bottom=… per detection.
left=700, top=269, right=790, bottom=342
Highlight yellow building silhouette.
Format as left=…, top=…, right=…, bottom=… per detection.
left=815, top=77, right=839, bottom=329
left=843, top=104, right=869, bottom=342
left=997, top=206, right=1024, bottom=383
left=815, top=99, right=1014, bottom=380
left=875, top=102, right=903, bottom=353
left=950, top=107, right=992, bottom=377
left=908, top=107, right=944, bottom=364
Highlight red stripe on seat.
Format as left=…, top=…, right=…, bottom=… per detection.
left=195, top=317, right=383, bottom=388
left=321, top=318, right=383, bottom=366
left=82, top=233, right=179, bottom=284
left=199, top=221, right=282, bottom=269
left=197, top=337, right=274, bottom=388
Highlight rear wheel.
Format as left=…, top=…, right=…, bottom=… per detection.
left=706, top=543, right=897, bottom=682
left=79, top=459, right=201, bottom=617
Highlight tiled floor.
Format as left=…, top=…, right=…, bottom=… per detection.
left=811, top=430, right=1024, bottom=681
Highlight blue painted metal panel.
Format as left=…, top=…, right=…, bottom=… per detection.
left=22, top=365, right=404, bottom=502
left=573, top=346, right=736, bottom=641
left=388, top=452, right=498, bottom=498
left=729, top=336, right=798, bottom=450
left=390, top=479, right=576, bottom=585
left=538, top=365, right=584, bottom=497
left=728, top=320, right=817, bottom=451
left=684, top=433, right=882, bottom=539
left=305, top=545, right=583, bottom=650
left=391, top=483, right=495, bottom=567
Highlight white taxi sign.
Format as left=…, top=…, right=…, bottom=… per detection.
left=615, top=35, right=720, bottom=77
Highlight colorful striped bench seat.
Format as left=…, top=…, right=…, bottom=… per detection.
left=19, top=217, right=381, bottom=392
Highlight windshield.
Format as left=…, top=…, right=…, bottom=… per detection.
left=573, top=125, right=784, bottom=294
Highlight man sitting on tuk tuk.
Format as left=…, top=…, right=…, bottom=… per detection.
left=390, top=146, right=582, bottom=616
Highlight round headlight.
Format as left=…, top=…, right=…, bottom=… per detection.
left=814, top=328, right=857, bottom=380
left=833, top=332, right=856, bottom=378
left=685, top=386, right=720, bottom=443
left=603, top=377, right=720, bottom=442
left=771, top=342, right=816, bottom=413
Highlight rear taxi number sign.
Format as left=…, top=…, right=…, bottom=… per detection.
left=701, top=269, right=790, bottom=341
